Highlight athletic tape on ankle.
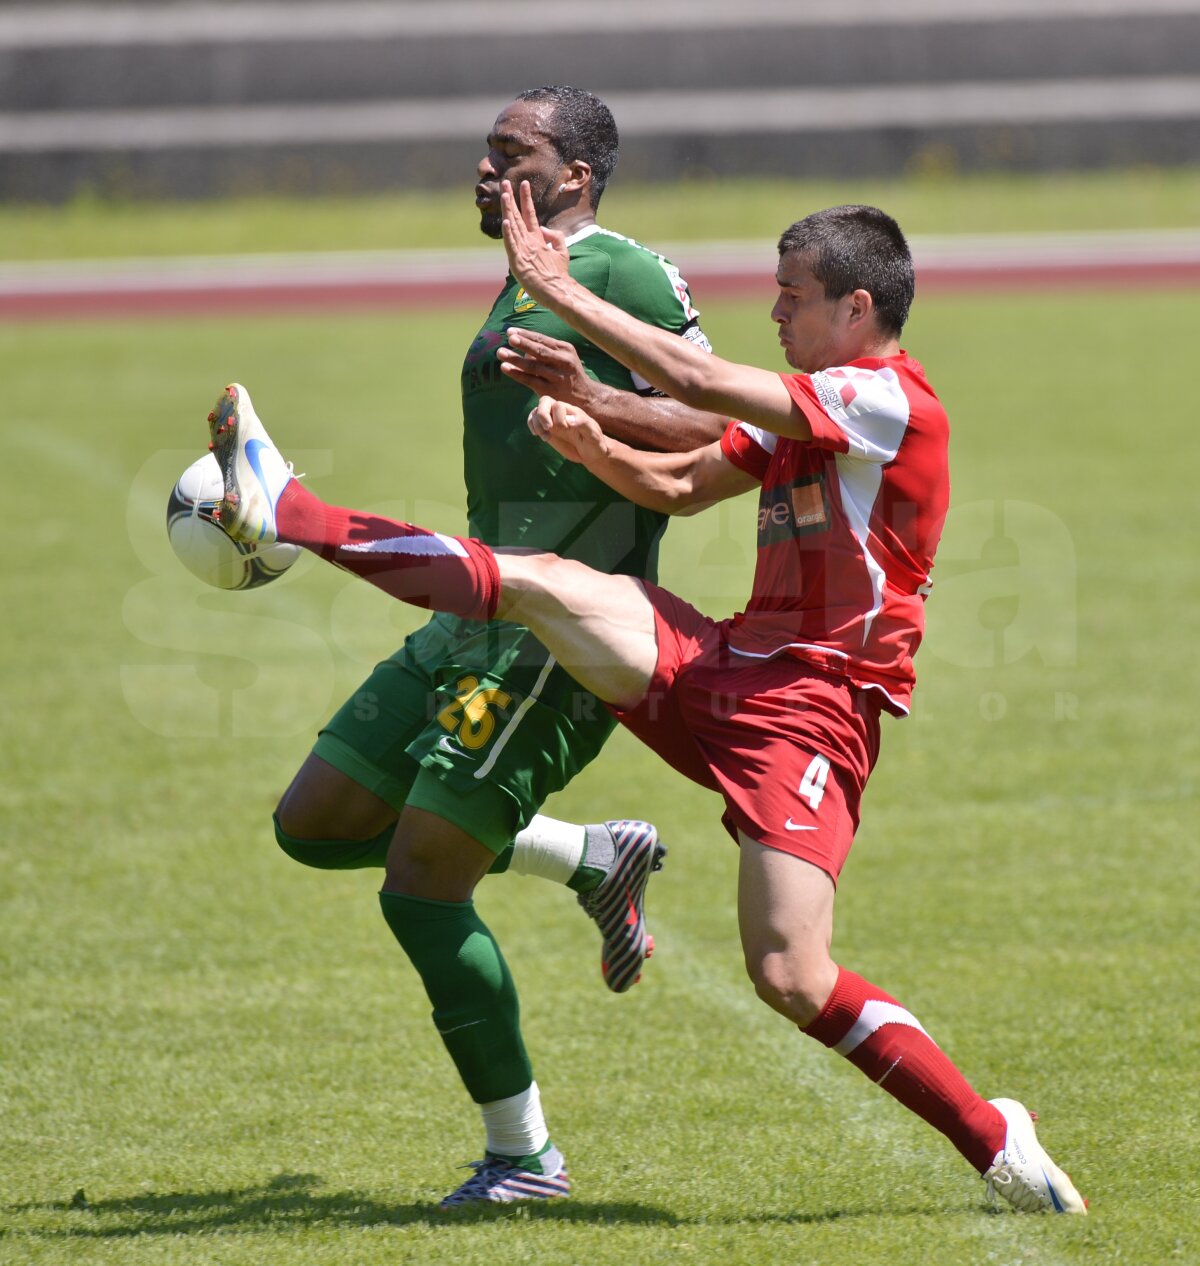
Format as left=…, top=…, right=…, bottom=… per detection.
left=509, top=817, right=585, bottom=884
left=481, top=1081, right=550, bottom=1159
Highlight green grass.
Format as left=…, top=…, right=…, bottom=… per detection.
left=5, top=166, right=1200, bottom=260
left=2, top=281, right=1198, bottom=1263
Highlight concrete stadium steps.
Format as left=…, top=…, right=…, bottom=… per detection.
left=3, top=2, right=1198, bottom=109
left=0, top=0, right=1198, bottom=199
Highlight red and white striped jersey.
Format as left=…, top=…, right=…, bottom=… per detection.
left=719, top=351, right=949, bottom=714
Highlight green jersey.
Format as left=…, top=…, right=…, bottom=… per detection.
left=461, top=224, right=708, bottom=582
left=315, top=228, right=709, bottom=848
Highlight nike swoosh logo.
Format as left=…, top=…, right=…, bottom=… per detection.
left=1044, top=1168, right=1065, bottom=1212
left=245, top=438, right=270, bottom=489
left=244, top=438, right=272, bottom=541
left=784, top=820, right=818, bottom=831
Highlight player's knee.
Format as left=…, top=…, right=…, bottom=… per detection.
left=274, top=776, right=335, bottom=839
left=496, top=551, right=586, bottom=616
left=274, top=791, right=304, bottom=840
left=274, top=814, right=330, bottom=869
left=275, top=759, right=396, bottom=842
left=273, top=812, right=392, bottom=871
left=382, top=838, right=457, bottom=898
left=745, top=951, right=833, bottom=1027
left=381, top=819, right=493, bottom=902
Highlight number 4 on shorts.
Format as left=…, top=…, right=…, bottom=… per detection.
left=798, top=754, right=831, bottom=810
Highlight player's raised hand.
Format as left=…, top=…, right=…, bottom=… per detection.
left=498, top=329, right=599, bottom=405
left=527, top=396, right=607, bottom=466
left=500, top=179, right=570, bottom=304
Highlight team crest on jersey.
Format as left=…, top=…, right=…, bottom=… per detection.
left=513, top=287, right=537, bottom=313
left=757, top=473, right=829, bottom=545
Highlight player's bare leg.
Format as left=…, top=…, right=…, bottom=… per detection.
left=735, top=836, right=838, bottom=1027
left=491, top=552, right=657, bottom=710
left=737, top=836, right=1084, bottom=1210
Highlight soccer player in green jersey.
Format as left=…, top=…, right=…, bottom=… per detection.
left=266, top=86, right=726, bottom=1206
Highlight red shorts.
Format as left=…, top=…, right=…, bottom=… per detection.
left=611, top=584, right=883, bottom=882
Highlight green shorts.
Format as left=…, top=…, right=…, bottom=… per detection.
left=314, top=612, right=617, bottom=857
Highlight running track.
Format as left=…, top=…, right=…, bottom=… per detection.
left=3, top=229, right=1199, bottom=320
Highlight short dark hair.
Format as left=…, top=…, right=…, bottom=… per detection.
left=517, top=85, right=619, bottom=206
left=778, top=205, right=914, bottom=336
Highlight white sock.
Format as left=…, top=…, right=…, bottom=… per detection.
left=481, top=1081, right=550, bottom=1161
left=510, top=814, right=585, bottom=885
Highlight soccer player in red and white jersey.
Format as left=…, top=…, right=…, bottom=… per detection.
left=203, top=182, right=1085, bottom=1215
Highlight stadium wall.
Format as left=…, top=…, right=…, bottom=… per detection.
left=0, top=0, right=1198, bottom=202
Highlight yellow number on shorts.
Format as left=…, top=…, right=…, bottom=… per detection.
left=437, top=677, right=513, bottom=751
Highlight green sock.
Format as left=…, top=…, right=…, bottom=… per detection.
left=490, top=1140, right=560, bottom=1174
left=273, top=813, right=392, bottom=870
left=566, top=823, right=617, bottom=894
left=378, top=890, right=532, bottom=1104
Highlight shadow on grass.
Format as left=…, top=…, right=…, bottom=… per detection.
left=5, top=1172, right=679, bottom=1237
left=727, top=1204, right=964, bottom=1226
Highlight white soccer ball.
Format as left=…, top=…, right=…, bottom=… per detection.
left=166, top=453, right=300, bottom=590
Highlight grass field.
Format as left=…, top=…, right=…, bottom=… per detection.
left=2, top=187, right=1198, bottom=1264
left=5, top=166, right=1200, bottom=259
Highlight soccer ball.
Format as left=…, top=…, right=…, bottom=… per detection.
left=166, top=453, right=299, bottom=590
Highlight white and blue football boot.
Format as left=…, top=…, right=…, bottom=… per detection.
left=984, top=1098, right=1087, bottom=1214
left=207, top=383, right=293, bottom=545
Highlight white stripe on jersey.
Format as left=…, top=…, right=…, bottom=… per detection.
left=729, top=640, right=849, bottom=661
left=730, top=413, right=894, bottom=642
left=833, top=452, right=888, bottom=641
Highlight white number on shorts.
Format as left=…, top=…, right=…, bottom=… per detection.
left=798, top=754, right=831, bottom=810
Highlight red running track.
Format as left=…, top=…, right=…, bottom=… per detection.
left=2, top=232, right=1199, bottom=320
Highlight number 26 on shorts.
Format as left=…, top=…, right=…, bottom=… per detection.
left=436, top=675, right=513, bottom=751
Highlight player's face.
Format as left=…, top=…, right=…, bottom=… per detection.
left=771, top=252, right=854, bottom=373
left=475, top=100, right=568, bottom=239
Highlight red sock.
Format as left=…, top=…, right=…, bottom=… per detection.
left=275, top=480, right=501, bottom=623
left=804, top=967, right=1006, bottom=1173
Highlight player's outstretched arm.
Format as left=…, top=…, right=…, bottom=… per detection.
left=528, top=396, right=757, bottom=515
left=497, top=328, right=727, bottom=452
left=501, top=179, right=809, bottom=439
